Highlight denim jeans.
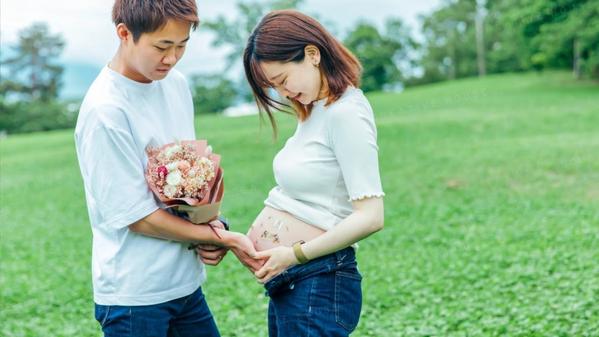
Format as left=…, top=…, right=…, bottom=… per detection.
left=265, top=247, right=362, bottom=337
left=94, top=286, right=220, bottom=337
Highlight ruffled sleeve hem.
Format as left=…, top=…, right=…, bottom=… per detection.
left=348, top=192, right=386, bottom=202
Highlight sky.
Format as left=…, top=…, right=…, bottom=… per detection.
left=1, top=0, right=442, bottom=98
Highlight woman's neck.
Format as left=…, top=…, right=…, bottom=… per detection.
left=316, top=74, right=330, bottom=101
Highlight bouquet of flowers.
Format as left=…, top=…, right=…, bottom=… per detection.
left=145, top=140, right=224, bottom=238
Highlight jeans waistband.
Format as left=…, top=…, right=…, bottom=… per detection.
left=264, top=246, right=356, bottom=297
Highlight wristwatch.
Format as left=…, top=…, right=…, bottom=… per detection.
left=217, top=214, right=230, bottom=231
left=292, top=240, right=309, bottom=264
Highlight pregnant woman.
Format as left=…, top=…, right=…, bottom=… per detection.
left=243, top=10, right=385, bottom=337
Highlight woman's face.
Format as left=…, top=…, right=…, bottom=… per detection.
left=260, top=48, right=323, bottom=105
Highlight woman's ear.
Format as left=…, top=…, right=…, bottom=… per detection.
left=304, top=45, right=321, bottom=66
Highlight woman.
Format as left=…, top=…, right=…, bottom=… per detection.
left=244, top=10, right=385, bottom=337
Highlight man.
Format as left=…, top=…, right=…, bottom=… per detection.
left=74, top=1, right=260, bottom=336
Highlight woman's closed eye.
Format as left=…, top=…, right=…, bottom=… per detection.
left=276, top=77, right=287, bottom=89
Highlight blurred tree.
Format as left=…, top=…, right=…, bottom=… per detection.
left=203, top=0, right=305, bottom=72
left=0, top=96, right=76, bottom=133
left=474, top=0, right=487, bottom=76
left=197, top=0, right=305, bottom=105
left=1, top=22, right=65, bottom=101
left=483, top=0, right=532, bottom=74
left=415, top=0, right=599, bottom=84
left=344, top=19, right=416, bottom=92
left=419, top=0, right=479, bottom=83
left=488, top=0, right=599, bottom=79
left=190, top=74, right=237, bottom=114
left=0, top=22, right=74, bottom=134
left=532, top=0, right=599, bottom=79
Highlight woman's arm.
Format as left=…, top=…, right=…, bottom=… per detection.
left=254, top=197, right=384, bottom=283
left=302, top=197, right=384, bottom=259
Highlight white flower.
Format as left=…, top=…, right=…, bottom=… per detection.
left=204, top=145, right=213, bottom=156
left=193, top=176, right=205, bottom=187
left=164, top=144, right=182, bottom=159
left=188, top=169, right=197, bottom=177
left=199, top=157, right=213, bottom=168
left=166, top=161, right=179, bottom=171
left=163, top=184, right=177, bottom=198
left=166, top=170, right=182, bottom=186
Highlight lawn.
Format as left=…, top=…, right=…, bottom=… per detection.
left=1, top=71, right=598, bottom=336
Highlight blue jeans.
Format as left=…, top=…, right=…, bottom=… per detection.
left=94, top=286, right=220, bottom=337
left=265, top=247, right=362, bottom=337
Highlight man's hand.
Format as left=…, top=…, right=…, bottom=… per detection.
left=196, top=219, right=229, bottom=266
left=222, top=231, right=265, bottom=272
left=196, top=245, right=228, bottom=265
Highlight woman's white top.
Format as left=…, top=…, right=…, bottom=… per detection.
left=265, top=87, right=385, bottom=230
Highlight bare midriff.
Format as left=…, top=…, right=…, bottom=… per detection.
left=247, top=206, right=325, bottom=251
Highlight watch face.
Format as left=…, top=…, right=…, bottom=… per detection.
left=218, top=215, right=229, bottom=230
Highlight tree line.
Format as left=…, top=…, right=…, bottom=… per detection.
left=1, top=0, right=597, bottom=133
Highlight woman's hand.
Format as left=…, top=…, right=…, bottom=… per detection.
left=254, top=246, right=299, bottom=284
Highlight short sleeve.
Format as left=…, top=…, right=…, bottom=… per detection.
left=327, top=100, right=385, bottom=201
left=174, top=70, right=195, bottom=128
left=78, top=121, right=159, bottom=229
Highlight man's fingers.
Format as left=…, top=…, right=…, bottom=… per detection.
left=197, top=244, right=223, bottom=252
left=197, top=249, right=223, bottom=260
left=200, top=256, right=222, bottom=265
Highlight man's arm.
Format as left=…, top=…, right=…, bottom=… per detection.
left=130, top=208, right=224, bottom=244
left=130, top=209, right=263, bottom=271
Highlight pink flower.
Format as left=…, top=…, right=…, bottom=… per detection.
left=157, top=165, right=168, bottom=178
left=177, top=160, right=191, bottom=172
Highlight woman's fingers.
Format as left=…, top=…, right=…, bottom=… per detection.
left=255, top=261, right=277, bottom=279
left=232, top=248, right=264, bottom=272
left=256, top=268, right=278, bottom=284
left=255, top=265, right=268, bottom=279
left=253, top=250, right=271, bottom=260
left=253, top=248, right=287, bottom=282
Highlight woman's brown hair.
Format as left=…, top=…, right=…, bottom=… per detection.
left=112, top=0, right=200, bottom=42
left=243, top=10, right=362, bottom=135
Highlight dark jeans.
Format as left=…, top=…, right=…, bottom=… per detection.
left=94, top=286, right=220, bottom=337
left=265, top=247, right=362, bottom=337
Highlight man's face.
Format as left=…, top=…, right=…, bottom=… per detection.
left=123, top=19, right=191, bottom=82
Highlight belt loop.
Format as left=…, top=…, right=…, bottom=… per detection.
left=335, top=249, right=344, bottom=265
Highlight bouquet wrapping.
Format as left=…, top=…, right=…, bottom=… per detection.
left=145, top=140, right=224, bottom=238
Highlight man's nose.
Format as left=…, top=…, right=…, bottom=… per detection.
left=162, top=50, right=177, bottom=65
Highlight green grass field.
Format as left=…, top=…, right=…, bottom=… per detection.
left=1, top=71, right=598, bottom=336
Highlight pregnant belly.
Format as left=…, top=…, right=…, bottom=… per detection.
left=247, top=206, right=325, bottom=251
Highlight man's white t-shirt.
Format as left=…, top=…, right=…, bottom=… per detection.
left=75, top=66, right=205, bottom=306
